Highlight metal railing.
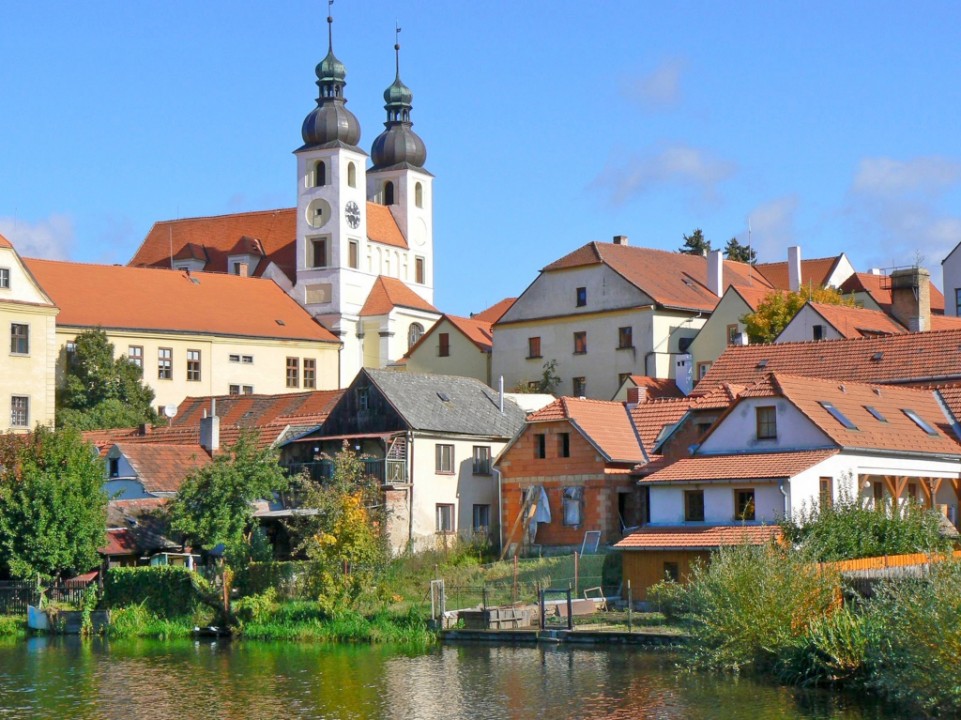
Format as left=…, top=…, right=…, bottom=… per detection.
left=283, top=459, right=405, bottom=484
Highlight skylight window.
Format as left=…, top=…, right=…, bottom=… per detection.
left=819, top=401, right=857, bottom=430
left=756, top=359, right=768, bottom=369
left=903, top=409, right=938, bottom=436
left=864, top=406, right=887, bottom=423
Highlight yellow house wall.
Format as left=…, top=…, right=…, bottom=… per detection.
left=405, top=319, right=491, bottom=385
left=0, top=304, right=58, bottom=431
left=688, top=292, right=752, bottom=376
left=55, top=327, right=340, bottom=411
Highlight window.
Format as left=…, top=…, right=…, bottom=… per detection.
left=562, top=487, right=584, bottom=526
left=756, top=405, right=777, bottom=439
left=727, top=324, right=740, bottom=346
left=0, top=268, right=9, bottom=289
left=472, top=504, right=490, bottom=533
left=438, top=333, right=450, bottom=357
left=534, top=433, right=546, bottom=459
left=310, top=238, right=328, bottom=268
left=10, top=324, right=28, bottom=354
left=314, top=160, right=326, bottom=187
left=242, top=355, right=253, bottom=364
left=734, top=489, right=755, bottom=521
left=186, top=349, right=201, bottom=381
left=415, top=182, right=423, bottom=208
left=348, top=240, right=359, bottom=269
left=128, top=345, right=143, bottom=369
left=820, top=477, right=834, bottom=509
left=576, top=287, right=587, bottom=307
left=415, top=257, right=425, bottom=284
left=573, top=331, right=587, bottom=354
left=618, top=326, right=633, bottom=349
left=436, top=504, right=454, bottom=533
left=10, top=396, right=28, bottom=427
left=436, top=444, right=454, bottom=474
left=158, top=348, right=172, bottom=380
left=663, top=562, right=680, bottom=582
left=472, top=446, right=491, bottom=475
left=813, top=324, right=825, bottom=341
left=286, top=357, right=299, bottom=388
left=383, top=181, right=394, bottom=205
left=347, top=161, right=356, bottom=188
left=864, top=405, right=887, bottom=422
left=232, top=262, right=243, bottom=275
left=303, top=358, right=316, bottom=389
left=109, top=458, right=119, bottom=478
left=572, top=377, right=586, bottom=397
left=356, top=387, right=369, bottom=410
left=696, top=361, right=712, bottom=380
left=819, top=401, right=857, bottom=429
left=903, top=408, right=938, bottom=436
left=558, top=432, right=570, bottom=458
left=527, top=336, right=541, bottom=359
left=684, top=490, right=705, bottom=522
left=229, top=354, right=240, bottom=362
left=408, top=323, right=424, bottom=350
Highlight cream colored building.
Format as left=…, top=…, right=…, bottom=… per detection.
left=404, top=314, right=494, bottom=385
left=0, top=235, right=58, bottom=431
left=24, top=258, right=341, bottom=412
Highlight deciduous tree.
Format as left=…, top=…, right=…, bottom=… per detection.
left=740, top=286, right=856, bottom=344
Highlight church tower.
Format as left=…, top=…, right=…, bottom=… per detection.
left=294, top=10, right=369, bottom=339
left=367, top=30, right=434, bottom=306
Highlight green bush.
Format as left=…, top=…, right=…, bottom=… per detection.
left=681, top=543, right=841, bottom=673
left=780, top=606, right=870, bottom=685
left=234, top=561, right=309, bottom=599
left=103, top=566, right=214, bottom=618
left=233, top=587, right=280, bottom=625
left=646, top=579, right=689, bottom=622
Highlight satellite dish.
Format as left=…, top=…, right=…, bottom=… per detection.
left=163, top=405, right=178, bottom=419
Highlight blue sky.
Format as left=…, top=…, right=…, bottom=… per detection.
left=2, top=1, right=960, bottom=316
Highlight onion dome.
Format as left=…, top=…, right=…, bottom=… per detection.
left=370, top=40, right=427, bottom=170
left=301, top=14, right=361, bottom=149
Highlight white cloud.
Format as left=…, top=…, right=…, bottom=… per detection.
left=592, top=143, right=735, bottom=207
left=0, top=215, right=74, bottom=259
left=622, top=58, right=686, bottom=110
left=853, top=156, right=961, bottom=197
left=747, top=195, right=798, bottom=261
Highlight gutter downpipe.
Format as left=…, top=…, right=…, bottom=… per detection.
left=407, top=430, right=415, bottom=551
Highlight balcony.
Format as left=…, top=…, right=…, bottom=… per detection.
left=283, top=458, right=407, bottom=485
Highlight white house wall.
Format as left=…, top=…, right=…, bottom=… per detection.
left=699, top=397, right=832, bottom=453
left=688, top=292, right=751, bottom=376
left=942, top=244, right=961, bottom=317
left=649, top=482, right=785, bottom=524
left=777, top=306, right=844, bottom=343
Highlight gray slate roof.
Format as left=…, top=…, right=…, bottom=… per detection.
left=365, top=369, right=527, bottom=437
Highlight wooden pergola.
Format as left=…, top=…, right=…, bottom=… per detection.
left=860, top=474, right=961, bottom=521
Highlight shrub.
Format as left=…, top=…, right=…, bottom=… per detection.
left=780, top=606, right=870, bottom=686
left=234, top=587, right=280, bottom=625
left=103, top=566, right=214, bottom=618
left=681, top=543, right=841, bottom=673
left=646, top=580, right=689, bottom=621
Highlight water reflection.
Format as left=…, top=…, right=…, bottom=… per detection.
left=0, top=639, right=888, bottom=720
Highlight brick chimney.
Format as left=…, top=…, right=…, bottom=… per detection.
left=788, top=246, right=802, bottom=292
left=626, top=386, right=646, bottom=405
left=707, top=249, right=723, bottom=297
left=890, top=267, right=931, bottom=332
left=237, top=261, right=249, bottom=277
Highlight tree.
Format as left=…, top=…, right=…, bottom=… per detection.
left=678, top=228, right=711, bottom=255
left=511, top=359, right=561, bottom=394
left=723, top=237, right=757, bottom=264
left=0, top=427, right=108, bottom=581
left=287, top=443, right=389, bottom=611
left=169, top=433, right=289, bottom=564
left=740, top=285, right=856, bottom=344
left=56, top=329, right=159, bottom=430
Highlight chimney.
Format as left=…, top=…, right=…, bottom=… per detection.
left=238, top=262, right=249, bottom=277
left=200, top=398, right=219, bottom=454
left=890, top=267, right=931, bottom=332
left=674, top=355, right=693, bottom=396
left=612, top=234, right=629, bottom=246
left=788, top=246, right=802, bottom=292
left=707, top=249, right=723, bottom=297
left=138, top=423, right=151, bottom=436
left=626, top=386, right=646, bottom=406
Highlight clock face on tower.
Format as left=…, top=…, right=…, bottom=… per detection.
left=345, top=201, right=361, bottom=229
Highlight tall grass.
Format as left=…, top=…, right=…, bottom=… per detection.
left=107, top=603, right=203, bottom=640
left=0, top=615, right=26, bottom=637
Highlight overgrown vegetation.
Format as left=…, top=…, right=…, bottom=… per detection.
left=102, top=566, right=216, bottom=618
left=740, top=285, right=857, bottom=343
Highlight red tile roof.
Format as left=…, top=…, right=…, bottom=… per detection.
left=697, top=328, right=961, bottom=394
left=0, top=232, right=12, bottom=249
left=615, top=524, right=781, bottom=550
left=643, top=449, right=838, bottom=483
left=102, top=528, right=139, bottom=556
left=24, top=258, right=338, bottom=343
left=540, top=242, right=773, bottom=313
left=754, top=255, right=845, bottom=290
left=626, top=376, right=685, bottom=400
left=114, top=443, right=212, bottom=493
left=130, top=205, right=407, bottom=281
left=404, top=314, right=493, bottom=357
left=730, top=285, right=788, bottom=311
left=629, top=398, right=696, bottom=456
left=528, top=397, right=646, bottom=463
left=471, top=297, right=516, bottom=324
left=839, top=272, right=946, bottom=313
left=360, top=275, right=439, bottom=316
left=801, top=302, right=906, bottom=338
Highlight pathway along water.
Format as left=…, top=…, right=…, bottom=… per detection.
left=0, top=637, right=890, bottom=719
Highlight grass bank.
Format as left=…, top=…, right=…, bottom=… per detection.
left=0, top=615, right=27, bottom=637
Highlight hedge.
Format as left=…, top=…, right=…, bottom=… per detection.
left=102, top=566, right=213, bottom=617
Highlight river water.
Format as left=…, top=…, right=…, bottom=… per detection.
left=0, top=637, right=891, bottom=719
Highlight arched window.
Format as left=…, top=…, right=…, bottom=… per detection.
left=408, top=323, right=424, bottom=350
left=314, top=161, right=326, bottom=187
left=384, top=181, right=395, bottom=206
left=347, top=162, right=356, bottom=188
left=415, top=182, right=423, bottom=208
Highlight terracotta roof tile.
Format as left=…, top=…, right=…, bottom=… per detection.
left=542, top=242, right=773, bottom=313
left=102, top=528, right=139, bottom=556
left=839, top=272, right=946, bottom=313
left=642, top=449, right=839, bottom=483
left=0, top=232, right=12, bottom=249
left=528, top=397, right=646, bottom=463
left=366, top=204, right=408, bottom=249
left=359, top=276, right=439, bottom=316
left=471, top=298, right=517, bottom=324
left=614, top=524, right=781, bottom=550
left=931, top=315, right=961, bottom=331
left=114, top=443, right=212, bottom=493
left=228, top=236, right=265, bottom=256
left=730, top=285, right=788, bottom=311
left=692, top=383, right=746, bottom=409
left=801, top=302, right=906, bottom=338
left=628, top=376, right=685, bottom=399
left=173, top=243, right=208, bottom=262
left=24, top=258, right=338, bottom=343
left=754, top=256, right=843, bottom=290
left=697, top=329, right=961, bottom=394
left=629, top=398, right=696, bottom=455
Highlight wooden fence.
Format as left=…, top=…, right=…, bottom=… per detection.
left=819, top=550, right=961, bottom=574
left=0, top=579, right=96, bottom=615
